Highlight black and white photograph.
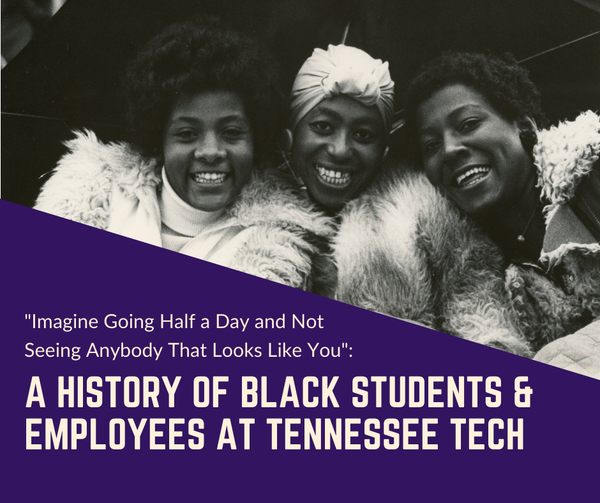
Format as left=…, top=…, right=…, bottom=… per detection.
left=2, top=3, right=600, bottom=500
left=4, top=0, right=599, bottom=370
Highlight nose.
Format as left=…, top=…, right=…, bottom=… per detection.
left=441, top=133, right=468, bottom=163
left=194, top=133, right=226, bottom=163
left=325, top=131, right=353, bottom=161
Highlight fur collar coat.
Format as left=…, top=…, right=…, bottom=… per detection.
left=506, top=111, right=600, bottom=351
left=34, top=130, right=336, bottom=293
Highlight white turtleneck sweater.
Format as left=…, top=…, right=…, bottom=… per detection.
left=157, top=168, right=253, bottom=266
left=106, top=168, right=252, bottom=266
left=159, top=169, right=226, bottom=252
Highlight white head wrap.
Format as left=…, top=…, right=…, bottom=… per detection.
left=289, top=44, right=394, bottom=133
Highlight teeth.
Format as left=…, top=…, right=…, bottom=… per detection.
left=315, top=165, right=351, bottom=186
left=192, top=172, right=227, bottom=184
left=455, top=166, right=490, bottom=187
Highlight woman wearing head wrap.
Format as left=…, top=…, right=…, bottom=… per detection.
left=283, top=44, right=394, bottom=212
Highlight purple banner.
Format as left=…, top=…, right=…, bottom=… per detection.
left=2, top=199, right=599, bottom=502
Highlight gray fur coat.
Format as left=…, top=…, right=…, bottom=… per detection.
left=334, top=167, right=531, bottom=356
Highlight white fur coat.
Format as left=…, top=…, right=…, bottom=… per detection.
left=536, top=111, right=600, bottom=318
left=506, top=111, right=600, bottom=351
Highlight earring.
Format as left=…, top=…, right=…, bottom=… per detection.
left=519, top=130, right=538, bottom=154
left=283, top=152, right=293, bottom=171
left=278, top=149, right=305, bottom=188
left=277, top=148, right=293, bottom=172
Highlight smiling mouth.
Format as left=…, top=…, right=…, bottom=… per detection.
left=454, top=166, right=491, bottom=188
left=315, top=165, right=352, bottom=188
left=190, top=172, right=229, bottom=185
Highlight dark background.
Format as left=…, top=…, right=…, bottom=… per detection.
left=2, top=0, right=599, bottom=207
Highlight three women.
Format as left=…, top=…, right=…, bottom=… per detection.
left=34, top=17, right=599, bottom=368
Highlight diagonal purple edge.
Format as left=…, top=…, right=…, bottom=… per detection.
left=2, top=199, right=599, bottom=502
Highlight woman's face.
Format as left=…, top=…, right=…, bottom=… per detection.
left=290, top=95, right=387, bottom=210
left=416, top=84, right=533, bottom=218
left=163, top=90, right=254, bottom=212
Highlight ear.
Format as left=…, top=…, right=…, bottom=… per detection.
left=517, top=116, right=538, bottom=155
left=517, top=115, right=537, bottom=132
left=282, top=128, right=294, bottom=153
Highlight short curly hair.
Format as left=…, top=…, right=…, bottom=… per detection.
left=123, top=18, right=285, bottom=165
left=403, top=51, right=545, bottom=158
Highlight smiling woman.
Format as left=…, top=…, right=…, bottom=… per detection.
left=404, top=51, right=600, bottom=372
left=34, top=19, right=335, bottom=292
left=290, top=95, right=387, bottom=209
left=283, top=44, right=394, bottom=213
left=416, top=84, right=535, bottom=221
left=162, top=91, right=254, bottom=213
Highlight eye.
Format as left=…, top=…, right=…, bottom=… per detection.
left=222, top=127, right=249, bottom=141
left=172, top=129, right=197, bottom=142
left=421, top=139, right=440, bottom=156
left=459, top=118, right=480, bottom=133
left=310, top=121, right=333, bottom=134
left=353, top=128, right=377, bottom=143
